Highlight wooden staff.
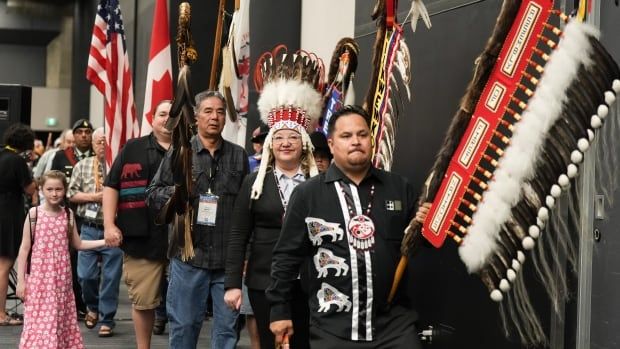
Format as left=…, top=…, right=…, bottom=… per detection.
left=209, top=0, right=227, bottom=89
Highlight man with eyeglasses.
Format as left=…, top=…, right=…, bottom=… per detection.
left=147, top=90, right=249, bottom=349
left=68, top=127, right=123, bottom=338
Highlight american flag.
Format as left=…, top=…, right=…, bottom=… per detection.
left=86, top=0, right=138, bottom=166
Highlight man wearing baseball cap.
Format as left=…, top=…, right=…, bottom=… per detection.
left=50, top=119, right=95, bottom=180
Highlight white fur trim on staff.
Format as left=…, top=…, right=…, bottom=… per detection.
left=458, top=20, right=598, bottom=273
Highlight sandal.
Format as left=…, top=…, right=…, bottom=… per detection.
left=0, top=316, right=22, bottom=326
left=84, top=311, right=98, bottom=329
left=98, top=325, right=114, bottom=337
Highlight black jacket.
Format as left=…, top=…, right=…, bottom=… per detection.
left=266, top=164, right=418, bottom=342
left=226, top=169, right=288, bottom=290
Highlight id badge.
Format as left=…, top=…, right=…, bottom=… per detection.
left=85, top=203, right=99, bottom=219
left=197, top=193, right=219, bottom=226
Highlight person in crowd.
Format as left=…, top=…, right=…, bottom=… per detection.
left=50, top=120, right=93, bottom=318
left=248, top=125, right=268, bottom=172
left=32, top=140, right=45, bottom=165
left=0, top=123, right=36, bottom=326
left=68, top=127, right=123, bottom=338
left=15, top=170, right=108, bottom=348
left=225, top=120, right=319, bottom=348
left=267, top=106, right=431, bottom=348
left=51, top=120, right=94, bottom=180
left=103, top=100, right=172, bottom=348
left=34, top=129, right=74, bottom=180
left=310, top=131, right=333, bottom=173
left=147, top=90, right=249, bottom=349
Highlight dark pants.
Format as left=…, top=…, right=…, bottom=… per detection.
left=248, top=281, right=310, bottom=349
left=309, top=305, right=422, bottom=349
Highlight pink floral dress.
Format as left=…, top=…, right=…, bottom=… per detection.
left=19, top=207, right=84, bottom=349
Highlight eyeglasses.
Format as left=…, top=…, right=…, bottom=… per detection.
left=272, top=135, right=302, bottom=144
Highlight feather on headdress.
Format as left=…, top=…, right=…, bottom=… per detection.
left=250, top=45, right=325, bottom=199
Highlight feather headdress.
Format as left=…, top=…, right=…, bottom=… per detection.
left=392, top=0, right=620, bottom=345
left=364, top=0, right=431, bottom=171
left=250, top=45, right=325, bottom=199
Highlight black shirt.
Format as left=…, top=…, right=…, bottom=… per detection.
left=50, top=147, right=94, bottom=180
left=267, top=163, right=417, bottom=342
left=146, top=136, right=249, bottom=269
left=104, top=134, right=168, bottom=260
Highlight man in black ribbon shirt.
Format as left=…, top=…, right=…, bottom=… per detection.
left=267, top=105, right=430, bottom=348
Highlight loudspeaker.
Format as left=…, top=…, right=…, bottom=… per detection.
left=0, top=84, right=32, bottom=140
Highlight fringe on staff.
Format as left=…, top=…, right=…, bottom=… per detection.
left=467, top=14, right=620, bottom=347
left=401, top=0, right=522, bottom=257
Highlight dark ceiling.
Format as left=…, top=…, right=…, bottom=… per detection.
left=0, top=0, right=74, bottom=46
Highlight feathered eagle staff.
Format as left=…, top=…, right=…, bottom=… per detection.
left=219, top=0, right=251, bottom=147
left=155, top=2, right=198, bottom=261
left=321, top=38, right=359, bottom=134
left=364, top=0, right=431, bottom=170
left=389, top=0, right=620, bottom=345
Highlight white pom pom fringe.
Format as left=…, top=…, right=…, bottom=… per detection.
left=597, top=104, right=609, bottom=118
left=587, top=129, right=595, bottom=141
left=613, top=79, right=620, bottom=93
left=567, top=164, right=578, bottom=178
left=546, top=195, right=555, bottom=208
left=517, top=251, right=526, bottom=263
left=507, top=269, right=517, bottom=282
left=571, top=150, right=584, bottom=164
left=577, top=138, right=589, bottom=152
left=529, top=225, right=541, bottom=239
left=558, top=174, right=570, bottom=187
left=491, top=290, right=503, bottom=302
left=500, top=279, right=511, bottom=292
left=551, top=184, right=562, bottom=198
left=538, top=207, right=549, bottom=221
left=522, top=237, right=535, bottom=250
left=512, top=259, right=521, bottom=272
left=604, top=91, right=616, bottom=106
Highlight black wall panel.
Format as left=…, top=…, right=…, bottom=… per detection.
left=0, top=84, right=32, bottom=138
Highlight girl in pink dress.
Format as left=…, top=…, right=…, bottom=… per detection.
left=15, top=170, right=107, bottom=348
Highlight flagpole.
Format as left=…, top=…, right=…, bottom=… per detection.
left=209, top=0, right=227, bottom=89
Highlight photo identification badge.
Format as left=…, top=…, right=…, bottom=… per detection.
left=197, top=193, right=218, bottom=226
left=85, top=203, right=99, bottom=219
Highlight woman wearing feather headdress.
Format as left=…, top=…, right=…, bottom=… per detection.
left=224, top=45, right=324, bottom=349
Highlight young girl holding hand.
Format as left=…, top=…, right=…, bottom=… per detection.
left=15, top=170, right=108, bottom=349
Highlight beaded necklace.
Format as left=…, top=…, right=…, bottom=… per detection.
left=338, top=181, right=376, bottom=251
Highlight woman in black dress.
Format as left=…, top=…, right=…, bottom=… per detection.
left=0, top=123, right=36, bottom=325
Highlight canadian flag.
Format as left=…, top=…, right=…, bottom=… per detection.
left=140, top=0, right=173, bottom=136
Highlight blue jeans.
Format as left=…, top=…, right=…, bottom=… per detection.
left=77, top=224, right=123, bottom=328
left=167, top=258, right=239, bottom=349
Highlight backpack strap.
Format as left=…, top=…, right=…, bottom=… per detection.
left=26, top=207, right=37, bottom=275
